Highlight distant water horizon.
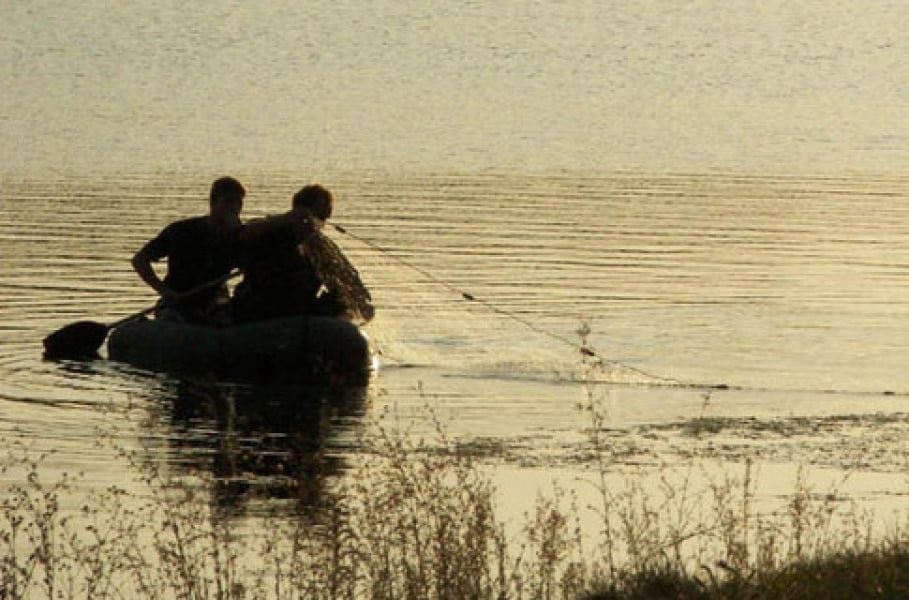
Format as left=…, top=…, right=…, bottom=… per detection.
left=3, top=1, right=909, bottom=176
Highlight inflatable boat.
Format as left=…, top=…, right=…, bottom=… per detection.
left=107, top=315, right=373, bottom=385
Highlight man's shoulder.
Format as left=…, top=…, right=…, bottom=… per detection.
left=140, top=215, right=209, bottom=259
left=175, top=215, right=209, bottom=227
left=150, top=216, right=211, bottom=249
left=165, top=215, right=209, bottom=234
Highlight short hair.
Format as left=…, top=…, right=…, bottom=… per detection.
left=292, top=184, right=333, bottom=220
left=210, top=176, right=246, bottom=203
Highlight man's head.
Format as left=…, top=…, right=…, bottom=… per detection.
left=292, top=184, right=333, bottom=221
left=209, top=176, right=245, bottom=226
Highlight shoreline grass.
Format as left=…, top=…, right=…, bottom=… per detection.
left=1, top=364, right=908, bottom=597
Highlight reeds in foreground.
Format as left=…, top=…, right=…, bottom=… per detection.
left=2, top=347, right=909, bottom=597
left=0, top=410, right=587, bottom=599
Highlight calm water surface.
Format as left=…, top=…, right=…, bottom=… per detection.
left=3, top=0, right=909, bottom=548
left=4, top=172, right=909, bottom=519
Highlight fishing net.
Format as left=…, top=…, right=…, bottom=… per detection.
left=301, top=230, right=375, bottom=323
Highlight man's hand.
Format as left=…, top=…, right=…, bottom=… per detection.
left=291, top=206, right=321, bottom=241
left=159, top=287, right=181, bottom=305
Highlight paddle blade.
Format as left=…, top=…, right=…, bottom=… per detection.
left=43, top=320, right=109, bottom=359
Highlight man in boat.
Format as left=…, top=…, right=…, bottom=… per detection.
left=131, top=176, right=245, bottom=324
left=231, top=183, right=372, bottom=324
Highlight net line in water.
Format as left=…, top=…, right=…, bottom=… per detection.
left=333, top=222, right=683, bottom=387
left=333, top=222, right=909, bottom=398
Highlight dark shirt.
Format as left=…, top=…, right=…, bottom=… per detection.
left=140, top=216, right=240, bottom=310
left=231, top=222, right=337, bottom=323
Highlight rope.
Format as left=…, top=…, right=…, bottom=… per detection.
left=331, top=223, right=909, bottom=398
left=331, top=223, right=680, bottom=385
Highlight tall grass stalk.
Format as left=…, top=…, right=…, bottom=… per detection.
left=2, top=330, right=909, bottom=597
left=575, top=323, right=906, bottom=598
left=0, top=408, right=588, bottom=599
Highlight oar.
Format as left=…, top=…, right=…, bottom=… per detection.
left=43, top=270, right=242, bottom=359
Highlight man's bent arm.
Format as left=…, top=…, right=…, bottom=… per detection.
left=132, top=248, right=176, bottom=302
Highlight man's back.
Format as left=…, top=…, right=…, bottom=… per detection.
left=130, top=176, right=246, bottom=323
left=139, top=215, right=240, bottom=310
left=232, top=221, right=322, bottom=322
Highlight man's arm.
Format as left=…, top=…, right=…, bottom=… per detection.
left=240, top=205, right=316, bottom=243
left=132, top=247, right=178, bottom=303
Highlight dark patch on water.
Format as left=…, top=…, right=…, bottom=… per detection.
left=443, top=412, right=909, bottom=474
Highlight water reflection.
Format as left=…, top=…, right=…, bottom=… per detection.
left=158, top=379, right=368, bottom=515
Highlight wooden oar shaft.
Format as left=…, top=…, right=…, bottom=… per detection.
left=108, top=269, right=242, bottom=330
left=106, top=304, right=161, bottom=331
